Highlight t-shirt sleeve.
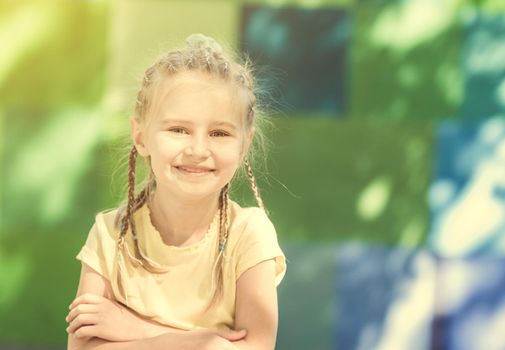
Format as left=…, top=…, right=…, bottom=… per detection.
left=76, top=213, right=116, bottom=280
left=234, top=208, right=287, bottom=286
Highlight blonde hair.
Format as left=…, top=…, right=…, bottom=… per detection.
left=114, top=34, right=268, bottom=310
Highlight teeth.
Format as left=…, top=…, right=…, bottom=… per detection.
left=178, top=166, right=211, bottom=173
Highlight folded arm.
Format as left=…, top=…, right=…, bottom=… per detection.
left=67, top=263, right=245, bottom=350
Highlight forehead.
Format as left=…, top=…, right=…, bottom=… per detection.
left=150, top=71, right=246, bottom=125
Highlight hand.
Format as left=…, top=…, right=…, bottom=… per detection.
left=175, top=328, right=247, bottom=350
left=66, top=293, right=147, bottom=341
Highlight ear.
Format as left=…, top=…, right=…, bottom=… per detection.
left=241, top=127, right=255, bottom=160
left=130, top=117, right=149, bottom=157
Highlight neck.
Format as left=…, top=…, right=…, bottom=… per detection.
left=148, top=189, right=220, bottom=247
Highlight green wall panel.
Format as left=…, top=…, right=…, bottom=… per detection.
left=350, top=1, right=464, bottom=120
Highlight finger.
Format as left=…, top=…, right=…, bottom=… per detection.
left=66, top=313, right=97, bottom=333
left=69, top=293, right=107, bottom=309
left=65, top=304, right=98, bottom=323
left=216, top=328, right=247, bottom=341
left=69, top=293, right=106, bottom=308
left=66, top=313, right=98, bottom=334
left=74, top=325, right=101, bottom=339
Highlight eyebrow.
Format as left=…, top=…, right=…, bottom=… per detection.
left=212, top=121, right=238, bottom=130
left=160, top=119, right=191, bottom=126
left=160, top=119, right=238, bottom=130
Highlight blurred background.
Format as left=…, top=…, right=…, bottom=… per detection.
left=1, top=0, right=505, bottom=349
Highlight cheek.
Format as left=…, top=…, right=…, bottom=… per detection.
left=214, top=143, right=242, bottom=167
left=150, top=134, right=184, bottom=157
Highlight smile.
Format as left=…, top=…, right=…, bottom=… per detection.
left=174, top=166, right=215, bottom=175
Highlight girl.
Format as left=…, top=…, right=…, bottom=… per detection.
left=65, top=34, right=286, bottom=350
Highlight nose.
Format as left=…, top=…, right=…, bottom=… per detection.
left=184, top=134, right=211, bottom=158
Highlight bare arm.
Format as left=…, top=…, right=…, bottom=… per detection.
left=67, top=263, right=245, bottom=350
left=67, top=263, right=175, bottom=350
left=232, top=259, right=279, bottom=350
left=68, top=333, right=175, bottom=350
left=69, top=324, right=246, bottom=350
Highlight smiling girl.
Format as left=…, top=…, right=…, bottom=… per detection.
left=66, top=34, right=286, bottom=350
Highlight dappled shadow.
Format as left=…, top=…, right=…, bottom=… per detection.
left=429, top=117, right=505, bottom=257
left=335, top=243, right=434, bottom=350
left=460, top=10, right=505, bottom=119
left=351, top=0, right=462, bottom=120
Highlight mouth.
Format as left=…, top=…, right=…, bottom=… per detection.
left=174, top=165, right=216, bottom=175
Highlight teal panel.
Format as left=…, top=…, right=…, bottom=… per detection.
left=429, top=118, right=505, bottom=257
left=277, top=243, right=337, bottom=350
left=460, top=10, right=505, bottom=119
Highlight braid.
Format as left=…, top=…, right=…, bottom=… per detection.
left=133, top=187, right=149, bottom=211
left=133, top=33, right=260, bottom=123
left=135, top=65, right=157, bottom=117
left=114, top=146, right=138, bottom=299
left=244, top=159, right=264, bottom=209
left=118, top=146, right=138, bottom=241
left=205, top=184, right=230, bottom=311
left=218, top=184, right=230, bottom=251
left=204, top=50, right=213, bottom=72
left=116, top=147, right=165, bottom=279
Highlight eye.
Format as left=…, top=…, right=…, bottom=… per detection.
left=168, top=127, right=189, bottom=134
left=210, top=129, right=231, bottom=137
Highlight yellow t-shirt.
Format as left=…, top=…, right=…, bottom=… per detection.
left=76, top=200, right=286, bottom=331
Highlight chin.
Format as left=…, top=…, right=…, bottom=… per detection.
left=176, top=186, right=224, bottom=200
